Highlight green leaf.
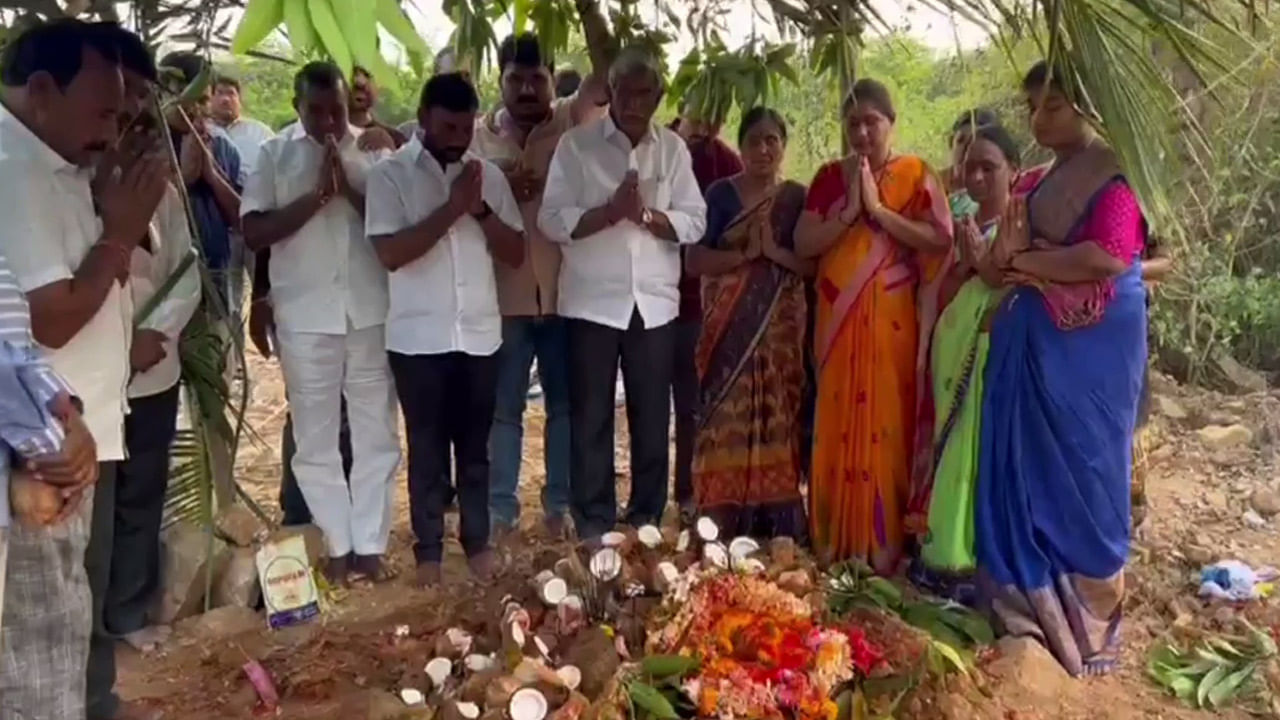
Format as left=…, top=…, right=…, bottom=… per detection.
left=1206, top=663, right=1256, bottom=708
left=928, top=639, right=970, bottom=677
left=640, top=654, right=700, bottom=679
left=628, top=681, right=679, bottom=719
left=1197, top=665, right=1228, bottom=708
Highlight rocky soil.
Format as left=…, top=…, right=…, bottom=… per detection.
left=114, top=357, right=1280, bottom=718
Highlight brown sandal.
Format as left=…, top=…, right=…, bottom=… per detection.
left=351, top=554, right=399, bottom=584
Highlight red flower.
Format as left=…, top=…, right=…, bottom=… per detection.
left=843, top=625, right=885, bottom=675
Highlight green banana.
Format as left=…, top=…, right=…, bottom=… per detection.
left=282, top=0, right=319, bottom=57
left=307, top=0, right=353, bottom=81
left=374, top=0, right=428, bottom=56
left=230, top=0, right=284, bottom=54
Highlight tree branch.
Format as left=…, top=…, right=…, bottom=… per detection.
left=574, top=0, right=617, bottom=76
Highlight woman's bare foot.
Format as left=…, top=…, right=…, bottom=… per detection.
left=467, top=551, right=494, bottom=582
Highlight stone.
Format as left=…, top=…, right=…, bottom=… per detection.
left=1242, top=509, right=1268, bottom=529
left=216, top=504, right=264, bottom=548
left=155, top=521, right=231, bottom=624
left=1197, top=424, right=1254, bottom=451
left=1250, top=487, right=1280, bottom=517
left=986, top=636, right=1071, bottom=705
left=1211, top=351, right=1268, bottom=395
left=1154, top=395, right=1189, bottom=421
left=212, top=547, right=262, bottom=609
left=270, top=524, right=327, bottom=569
left=178, top=605, right=263, bottom=640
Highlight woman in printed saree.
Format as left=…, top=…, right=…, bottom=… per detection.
left=942, top=108, right=1000, bottom=198
left=913, top=124, right=1021, bottom=599
left=975, top=61, right=1148, bottom=677
left=794, top=79, right=953, bottom=571
left=686, top=107, right=811, bottom=539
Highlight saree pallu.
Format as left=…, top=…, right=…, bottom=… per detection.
left=975, top=265, right=1145, bottom=676
left=919, top=224, right=1003, bottom=585
left=693, top=181, right=809, bottom=539
left=807, top=157, right=952, bottom=571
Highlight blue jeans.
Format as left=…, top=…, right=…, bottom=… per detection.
left=489, top=316, right=571, bottom=527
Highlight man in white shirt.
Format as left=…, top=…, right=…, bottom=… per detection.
left=0, top=19, right=169, bottom=720
left=101, top=33, right=202, bottom=657
left=210, top=74, right=274, bottom=186
left=469, top=32, right=607, bottom=540
left=242, top=61, right=400, bottom=585
left=366, top=72, right=524, bottom=587
left=539, top=48, right=706, bottom=543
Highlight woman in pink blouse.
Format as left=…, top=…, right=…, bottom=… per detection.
left=973, top=60, right=1148, bottom=679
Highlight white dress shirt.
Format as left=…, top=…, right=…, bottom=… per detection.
left=538, top=115, right=706, bottom=330
left=219, top=116, right=275, bottom=186
left=129, top=183, right=201, bottom=399
left=0, top=103, right=133, bottom=461
left=241, top=124, right=390, bottom=336
left=365, top=137, right=524, bottom=356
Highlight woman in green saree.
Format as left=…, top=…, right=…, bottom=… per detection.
left=911, top=124, right=1021, bottom=598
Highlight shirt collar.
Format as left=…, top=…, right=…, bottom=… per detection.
left=409, top=134, right=470, bottom=176
left=0, top=100, right=79, bottom=175
left=601, top=113, right=655, bottom=151
left=288, top=122, right=358, bottom=148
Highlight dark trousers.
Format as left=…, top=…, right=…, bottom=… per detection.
left=86, top=460, right=120, bottom=720
left=389, top=351, right=498, bottom=564
left=568, top=312, right=676, bottom=539
left=104, top=385, right=181, bottom=637
left=280, top=400, right=353, bottom=526
left=671, top=318, right=700, bottom=509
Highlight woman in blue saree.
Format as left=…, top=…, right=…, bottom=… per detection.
left=975, top=61, right=1148, bottom=677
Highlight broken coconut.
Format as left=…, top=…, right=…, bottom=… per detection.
left=588, top=548, right=622, bottom=582
left=400, top=688, right=426, bottom=706
left=484, top=676, right=523, bottom=710
left=556, top=665, right=582, bottom=692
left=702, top=543, right=729, bottom=569
left=556, top=595, right=584, bottom=636
left=513, top=657, right=564, bottom=687
left=464, top=654, right=494, bottom=673
left=509, top=688, right=549, bottom=720
left=531, top=570, right=569, bottom=606
left=675, top=528, right=691, bottom=552
left=425, top=657, right=453, bottom=688
left=441, top=701, right=481, bottom=720
left=652, top=561, right=680, bottom=593
left=739, top=558, right=766, bottom=574
left=695, top=516, right=719, bottom=543
left=728, top=536, right=760, bottom=563
left=599, top=531, right=627, bottom=549
left=436, top=628, right=473, bottom=659
left=459, top=668, right=502, bottom=705
left=636, top=525, right=662, bottom=550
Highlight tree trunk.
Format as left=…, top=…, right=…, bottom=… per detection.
left=574, top=0, right=617, bottom=77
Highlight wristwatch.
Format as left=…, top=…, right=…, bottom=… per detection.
left=472, top=202, right=493, bottom=221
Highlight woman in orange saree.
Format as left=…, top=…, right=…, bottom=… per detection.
left=795, top=79, right=953, bottom=572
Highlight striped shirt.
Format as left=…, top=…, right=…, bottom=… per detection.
left=0, top=252, right=70, bottom=527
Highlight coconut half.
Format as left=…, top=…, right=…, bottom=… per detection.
left=740, top=558, right=766, bottom=574
left=400, top=688, right=425, bottom=706
left=457, top=701, right=481, bottom=719
left=425, top=657, right=453, bottom=687
left=676, top=529, right=691, bottom=552
left=636, top=525, right=663, bottom=549
left=510, top=620, right=527, bottom=647
left=728, top=536, right=760, bottom=561
left=463, top=653, right=494, bottom=673
left=509, top=688, right=549, bottom=720
left=702, top=542, right=729, bottom=569
left=654, top=561, right=680, bottom=592
left=538, top=576, right=568, bottom=606
left=588, top=548, right=622, bottom=581
left=695, top=516, right=719, bottom=543
left=600, top=531, right=627, bottom=548
left=555, top=665, right=582, bottom=691
left=533, top=635, right=551, bottom=658
left=445, top=627, right=474, bottom=656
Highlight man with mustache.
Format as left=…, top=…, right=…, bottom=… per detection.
left=367, top=72, right=524, bottom=587
left=242, top=61, right=400, bottom=586
left=0, top=19, right=167, bottom=720
left=470, top=32, right=607, bottom=541
left=350, top=66, right=407, bottom=150
left=539, top=48, right=707, bottom=544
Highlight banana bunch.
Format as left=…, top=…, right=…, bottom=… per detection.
left=230, top=0, right=429, bottom=86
